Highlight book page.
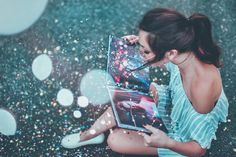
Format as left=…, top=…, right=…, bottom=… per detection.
left=107, top=35, right=151, bottom=93
left=108, top=86, right=167, bottom=133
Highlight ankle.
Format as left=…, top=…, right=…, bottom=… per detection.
left=80, top=131, right=93, bottom=142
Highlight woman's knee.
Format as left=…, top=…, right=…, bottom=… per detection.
left=107, top=129, right=125, bottom=153
left=107, top=129, right=158, bottom=155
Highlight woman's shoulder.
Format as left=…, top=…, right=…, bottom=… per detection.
left=190, top=66, right=222, bottom=114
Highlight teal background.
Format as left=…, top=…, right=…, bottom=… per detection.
left=0, top=0, right=235, bottom=156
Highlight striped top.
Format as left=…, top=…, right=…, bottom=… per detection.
left=153, top=62, right=229, bottom=149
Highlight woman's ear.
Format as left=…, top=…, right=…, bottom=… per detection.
left=165, top=49, right=178, bottom=61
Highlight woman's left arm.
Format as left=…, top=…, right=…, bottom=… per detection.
left=142, top=125, right=206, bottom=157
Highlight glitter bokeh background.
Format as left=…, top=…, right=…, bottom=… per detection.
left=0, top=0, right=236, bottom=156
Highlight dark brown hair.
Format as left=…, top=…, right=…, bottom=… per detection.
left=139, top=8, right=222, bottom=67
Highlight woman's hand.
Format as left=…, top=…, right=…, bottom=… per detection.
left=122, top=35, right=139, bottom=45
left=149, top=83, right=159, bottom=103
left=142, top=125, right=174, bottom=148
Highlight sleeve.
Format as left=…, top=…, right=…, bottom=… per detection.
left=151, top=82, right=172, bottom=132
left=164, top=62, right=176, bottom=73
left=188, top=115, right=217, bottom=149
left=188, top=96, right=229, bottom=149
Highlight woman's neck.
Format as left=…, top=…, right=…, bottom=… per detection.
left=174, top=52, right=198, bottom=77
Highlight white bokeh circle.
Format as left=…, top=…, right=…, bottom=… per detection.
left=32, top=54, right=53, bottom=81
left=57, top=88, right=74, bottom=107
left=80, top=69, right=114, bottom=105
left=0, top=0, right=48, bottom=35
left=77, top=96, right=89, bottom=108
left=0, top=109, right=17, bottom=136
left=73, top=110, right=82, bottom=118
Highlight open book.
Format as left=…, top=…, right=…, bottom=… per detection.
left=106, top=35, right=167, bottom=133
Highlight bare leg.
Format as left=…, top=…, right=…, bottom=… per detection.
left=80, top=107, right=116, bottom=142
left=79, top=107, right=157, bottom=156
left=107, top=128, right=158, bottom=156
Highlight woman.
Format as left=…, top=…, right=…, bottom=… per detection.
left=61, top=8, right=229, bottom=157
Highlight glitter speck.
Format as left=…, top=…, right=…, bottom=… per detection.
left=100, top=120, right=106, bottom=125
left=55, top=46, right=61, bottom=51
left=89, top=129, right=96, bottom=135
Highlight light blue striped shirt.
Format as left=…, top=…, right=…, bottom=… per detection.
left=153, top=62, right=229, bottom=157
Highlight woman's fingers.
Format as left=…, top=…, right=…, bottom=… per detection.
left=140, top=133, right=152, bottom=146
left=122, top=35, right=139, bottom=44
left=149, top=83, right=158, bottom=103
left=143, top=125, right=159, bottom=134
